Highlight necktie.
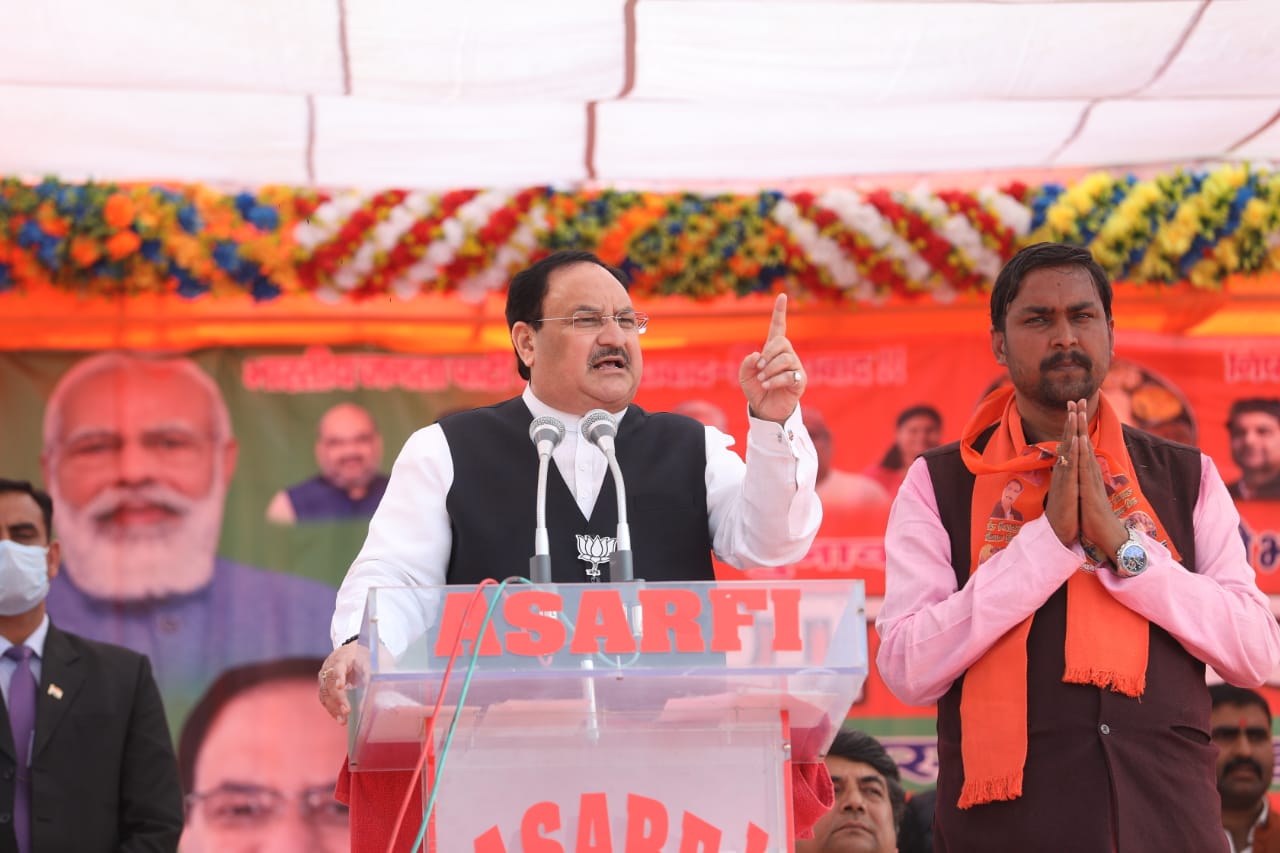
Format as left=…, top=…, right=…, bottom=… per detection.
left=4, top=646, right=35, bottom=853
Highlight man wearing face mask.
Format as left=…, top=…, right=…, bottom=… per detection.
left=0, top=478, right=183, bottom=852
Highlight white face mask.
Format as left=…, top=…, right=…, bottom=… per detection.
left=0, top=541, right=51, bottom=616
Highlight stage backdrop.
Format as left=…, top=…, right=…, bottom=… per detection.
left=2, top=328, right=1279, bottom=794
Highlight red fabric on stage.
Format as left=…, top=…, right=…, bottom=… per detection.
left=336, top=762, right=424, bottom=853
left=791, top=760, right=835, bottom=840
left=336, top=758, right=833, bottom=849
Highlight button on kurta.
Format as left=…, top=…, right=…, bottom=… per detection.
left=1100, top=723, right=1111, bottom=735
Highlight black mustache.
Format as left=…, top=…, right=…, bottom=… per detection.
left=1041, top=352, right=1093, bottom=371
left=1224, top=756, right=1264, bottom=778
left=590, top=347, right=630, bottom=366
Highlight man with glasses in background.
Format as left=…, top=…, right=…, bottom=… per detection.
left=179, top=657, right=349, bottom=853
left=1211, top=684, right=1280, bottom=853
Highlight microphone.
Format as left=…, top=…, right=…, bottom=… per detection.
left=580, top=409, right=617, bottom=455
left=528, top=416, right=566, bottom=585
left=580, top=409, right=634, bottom=582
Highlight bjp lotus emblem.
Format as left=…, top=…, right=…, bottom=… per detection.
left=575, top=534, right=616, bottom=582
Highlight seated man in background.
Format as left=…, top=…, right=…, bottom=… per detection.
left=179, top=657, right=350, bottom=853
left=266, top=402, right=391, bottom=524
left=0, top=478, right=183, bottom=852
left=1211, top=684, right=1279, bottom=853
left=796, top=729, right=905, bottom=853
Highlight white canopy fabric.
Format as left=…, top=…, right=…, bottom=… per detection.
left=1, top=0, right=1277, bottom=189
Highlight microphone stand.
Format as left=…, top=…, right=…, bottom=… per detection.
left=530, top=449, right=553, bottom=585
left=527, top=416, right=565, bottom=586
left=603, top=450, right=634, bottom=583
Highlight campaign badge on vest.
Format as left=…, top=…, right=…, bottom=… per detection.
left=575, top=534, right=616, bottom=582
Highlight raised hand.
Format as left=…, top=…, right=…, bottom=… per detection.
left=737, top=293, right=806, bottom=424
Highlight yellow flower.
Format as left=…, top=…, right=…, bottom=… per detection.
left=1219, top=163, right=1248, bottom=190
left=1189, top=257, right=1220, bottom=289
left=1242, top=198, right=1269, bottom=229
left=1080, top=173, right=1112, bottom=198
left=1214, top=237, right=1240, bottom=271
left=1131, top=182, right=1162, bottom=208
left=1047, top=204, right=1077, bottom=233
left=1157, top=223, right=1193, bottom=257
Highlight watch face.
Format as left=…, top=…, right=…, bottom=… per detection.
left=1118, top=542, right=1148, bottom=577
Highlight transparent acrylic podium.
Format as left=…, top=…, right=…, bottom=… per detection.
left=348, top=579, right=866, bottom=852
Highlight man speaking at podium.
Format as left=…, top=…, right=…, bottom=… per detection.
left=318, top=248, right=822, bottom=715
left=317, top=249, right=826, bottom=850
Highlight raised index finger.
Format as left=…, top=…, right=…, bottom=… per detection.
left=767, top=293, right=788, bottom=342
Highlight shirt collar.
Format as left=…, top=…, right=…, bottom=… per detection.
left=521, top=385, right=629, bottom=428
left=0, top=613, right=50, bottom=659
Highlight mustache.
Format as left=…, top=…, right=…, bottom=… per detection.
left=590, top=347, right=630, bottom=367
left=1223, top=756, right=1264, bottom=778
left=1041, top=351, right=1093, bottom=372
left=82, top=484, right=195, bottom=524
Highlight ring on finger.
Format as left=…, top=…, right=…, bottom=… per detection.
left=318, top=667, right=335, bottom=683
left=791, top=370, right=802, bottom=385
left=1056, top=455, right=1070, bottom=467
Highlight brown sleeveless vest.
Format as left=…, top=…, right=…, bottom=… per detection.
left=922, top=425, right=1225, bottom=852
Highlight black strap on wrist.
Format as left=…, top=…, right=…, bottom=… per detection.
left=341, top=634, right=360, bottom=646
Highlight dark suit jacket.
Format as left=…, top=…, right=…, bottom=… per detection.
left=0, top=623, right=182, bottom=853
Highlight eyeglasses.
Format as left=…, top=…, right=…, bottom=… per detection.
left=1212, top=725, right=1272, bottom=745
left=186, top=783, right=349, bottom=831
left=536, top=311, right=649, bottom=335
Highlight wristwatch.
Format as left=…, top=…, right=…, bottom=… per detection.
left=1113, top=530, right=1148, bottom=578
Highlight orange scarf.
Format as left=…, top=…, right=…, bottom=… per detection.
left=954, top=387, right=1178, bottom=808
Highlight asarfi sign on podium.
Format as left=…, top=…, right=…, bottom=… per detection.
left=348, top=580, right=867, bottom=852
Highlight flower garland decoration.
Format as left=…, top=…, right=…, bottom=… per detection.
left=0, top=178, right=309, bottom=300
left=1, top=165, right=1276, bottom=304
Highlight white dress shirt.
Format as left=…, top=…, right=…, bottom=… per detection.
left=331, top=386, right=822, bottom=646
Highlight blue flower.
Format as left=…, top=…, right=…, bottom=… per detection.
left=173, top=267, right=209, bottom=299
left=17, top=221, right=44, bottom=248
left=250, top=272, right=281, bottom=302
left=140, top=239, right=163, bottom=262
left=757, top=264, right=786, bottom=289
left=177, top=205, right=202, bottom=234
left=0, top=263, right=12, bottom=291
left=618, top=257, right=641, bottom=280
left=247, top=205, right=279, bottom=231
left=37, top=241, right=62, bottom=270
left=212, top=241, right=242, bottom=275
left=756, top=191, right=782, bottom=217
left=1126, top=246, right=1146, bottom=275
left=234, top=192, right=257, bottom=220
left=1178, top=235, right=1211, bottom=277
left=34, top=178, right=60, bottom=201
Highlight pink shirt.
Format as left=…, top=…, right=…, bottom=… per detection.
left=876, top=452, right=1280, bottom=706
